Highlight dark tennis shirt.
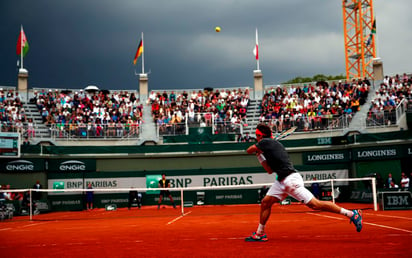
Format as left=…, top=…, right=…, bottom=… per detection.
left=159, top=179, right=170, bottom=188
left=256, top=138, right=297, bottom=181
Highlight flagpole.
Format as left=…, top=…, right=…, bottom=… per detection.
left=141, top=32, right=145, bottom=74
left=21, top=25, right=24, bottom=69
left=256, top=28, right=260, bottom=71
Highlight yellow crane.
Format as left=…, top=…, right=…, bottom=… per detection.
left=342, top=0, right=376, bottom=80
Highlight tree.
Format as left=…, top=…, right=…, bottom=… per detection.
left=283, top=74, right=346, bottom=84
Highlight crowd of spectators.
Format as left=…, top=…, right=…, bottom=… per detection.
left=0, top=181, right=43, bottom=216
left=367, top=73, right=412, bottom=126
left=32, top=89, right=143, bottom=138
left=148, top=88, right=250, bottom=135
left=259, top=79, right=370, bottom=133
left=0, top=88, right=27, bottom=134
left=2, top=73, right=411, bottom=140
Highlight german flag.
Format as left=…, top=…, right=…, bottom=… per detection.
left=133, top=39, right=143, bottom=65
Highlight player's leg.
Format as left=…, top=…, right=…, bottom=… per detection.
left=168, top=193, right=176, bottom=208
left=158, top=194, right=163, bottom=209
left=259, top=195, right=278, bottom=227
left=246, top=181, right=283, bottom=242
left=285, top=173, right=363, bottom=232
left=306, top=197, right=362, bottom=232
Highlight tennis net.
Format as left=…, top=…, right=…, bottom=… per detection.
left=0, top=177, right=377, bottom=221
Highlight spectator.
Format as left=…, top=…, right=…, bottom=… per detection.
left=32, top=180, right=42, bottom=201
left=409, top=172, right=412, bottom=187
left=0, top=185, right=5, bottom=201
left=27, top=118, right=35, bottom=138
left=20, top=191, right=31, bottom=214
left=128, top=187, right=142, bottom=209
left=389, top=181, right=399, bottom=189
left=3, top=184, right=13, bottom=200
left=400, top=172, right=409, bottom=191
left=375, top=173, right=385, bottom=189
left=23, top=136, right=30, bottom=145
left=240, top=132, right=255, bottom=142
left=386, top=173, right=395, bottom=189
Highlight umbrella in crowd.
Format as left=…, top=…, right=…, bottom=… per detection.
left=84, top=85, right=99, bottom=92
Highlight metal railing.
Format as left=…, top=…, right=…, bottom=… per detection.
left=49, top=123, right=141, bottom=140
left=260, top=114, right=352, bottom=134
left=156, top=112, right=244, bottom=137
left=366, top=98, right=408, bottom=127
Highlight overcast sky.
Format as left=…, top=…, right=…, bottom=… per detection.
left=1, top=0, right=411, bottom=91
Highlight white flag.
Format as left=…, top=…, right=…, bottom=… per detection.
left=253, top=28, right=259, bottom=60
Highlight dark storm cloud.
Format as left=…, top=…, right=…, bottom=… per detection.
left=1, top=0, right=411, bottom=91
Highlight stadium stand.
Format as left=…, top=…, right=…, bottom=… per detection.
left=367, top=73, right=412, bottom=127
left=0, top=73, right=411, bottom=144
left=258, top=79, right=371, bottom=135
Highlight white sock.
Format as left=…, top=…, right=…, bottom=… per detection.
left=340, top=208, right=354, bottom=218
left=257, top=223, right=265, bottom=234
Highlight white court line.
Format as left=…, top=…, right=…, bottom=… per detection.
left=364, top=221, right=412, bottom=234
left=366, top=213, right=412, bottom=220
left=21, top=221, right=52, bottom=228
left=0, top=221, right=52, bottom=232
left=167, top=211, right=192, bottom=225
left=307, top=212, right=412, bottom=234
left=307, top=212, right=345, bottom=220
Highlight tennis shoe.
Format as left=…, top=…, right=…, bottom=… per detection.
left=245, top=232, right=268, bottom=242
left=350, top=209, right=363, bottom=232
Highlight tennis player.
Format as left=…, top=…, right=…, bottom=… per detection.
left=245, top=124, right=363, bottom=242
left=158, top=173, right=176, bottom=209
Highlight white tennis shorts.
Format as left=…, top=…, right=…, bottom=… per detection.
left=266, top=172, right=314, bottom=204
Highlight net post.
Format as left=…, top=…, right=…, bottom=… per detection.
left=29, top=189, right=33, bottom=221
left=371, top=177, right=378, bottom=211
left=180, top=189, right=184, bottom=215
left=331, top=179, right=335, bottom=204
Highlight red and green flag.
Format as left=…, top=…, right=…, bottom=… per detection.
left=366, top=19, right=376, bottom=47
left=371, top=19, right=376, bottom=34
left=16, top=26, right=29, bottom=57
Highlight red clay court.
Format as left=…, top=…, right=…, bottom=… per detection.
left=1, top=203, right=411, bottom=258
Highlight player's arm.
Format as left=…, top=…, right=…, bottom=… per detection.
left=261, top=160, right=273, bottom=175
left=246, top=144, right=259, bottom=154
left=246, top=145, right=273, bottom=174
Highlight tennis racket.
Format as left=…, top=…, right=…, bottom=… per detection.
left=274, top=126, right=297, bottom=140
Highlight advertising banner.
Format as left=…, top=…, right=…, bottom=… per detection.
left=146, top=174, right=162, bottom=194
left=0, top=158, right=45, bottom=172
left=47, top=159, right=96, bottom=172
left=303, top=150, right=350, bottom=164
left=380, top=191, right=412, bottom=210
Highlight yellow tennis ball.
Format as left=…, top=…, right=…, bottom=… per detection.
left=215, top=26, right=221, bottom=32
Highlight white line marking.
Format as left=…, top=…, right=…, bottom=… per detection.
left=366, top=213, right=412, bottom=220
left=364, top=222, right=412, bottom=234
left=0, top=228, right=11, bottom=231
left=307, top=212, right=412, bottom=234
left=167, top=211, right=192, bottom=225
left=306, top=212, right=345, bottom=220
left=21, top=221, right=51, bottom=228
